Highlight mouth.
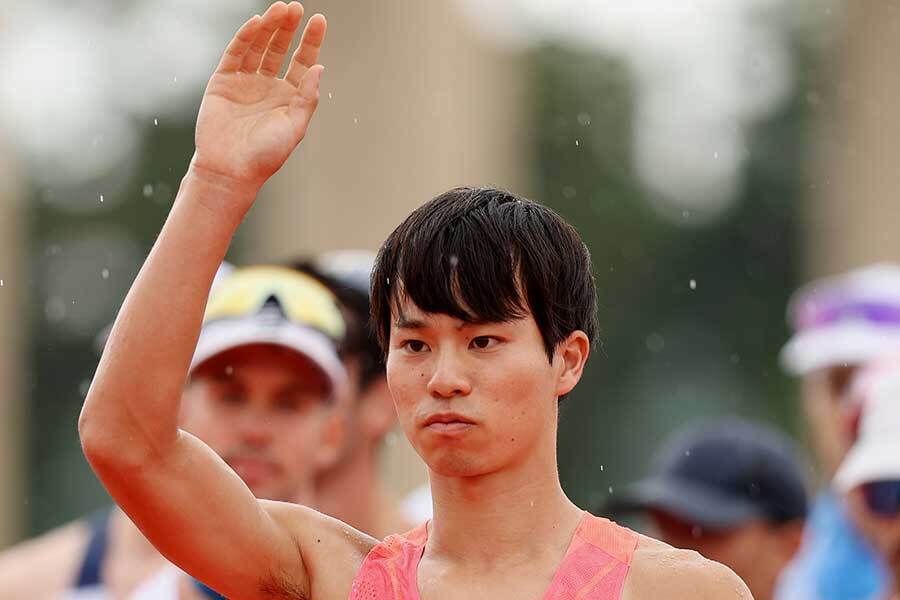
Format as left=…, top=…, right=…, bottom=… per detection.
left=226, top=457, right=280, bottom=486
left=421, top=412, right=477, bottom=434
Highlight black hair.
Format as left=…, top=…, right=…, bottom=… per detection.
left=371, top=187, right=598, bottom=362
left=288, top=260, right=385, bottom=391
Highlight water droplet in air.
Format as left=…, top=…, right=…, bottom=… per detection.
left=101, top=269, right=110, bottom=280
left=575, top=139, right=580, bottom=147
left=689, top=279, right=697, bottom=290
left=645, top=333, right=665, bottom=353
left=153, top=118, right=159, bottom=126
left=328, top=92, right=333, bottom=99
left=448, top=255, right=459, bottom=267
left=143, top=184, right=154, bottom=198
left=99, top=194, right=104, bottom=203
left=353, top=116, right=359, bottom=124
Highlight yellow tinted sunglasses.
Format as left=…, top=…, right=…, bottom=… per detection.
left=204, top=266, right=346, bottom=340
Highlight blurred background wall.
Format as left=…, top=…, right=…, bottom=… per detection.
left=2, top=0, right=899, bottom=545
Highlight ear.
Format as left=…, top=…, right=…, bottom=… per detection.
left=361, top=378, right=398, bottom=442
left=554, top=331, right=590, bottom=397
left=314, top=407, right=346, bottom=471
left=777, top=521, right=805, bottom=559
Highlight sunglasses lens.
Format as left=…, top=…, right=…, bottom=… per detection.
left=204, top=267, right=345, bottom=339
left=863, top=481, right=900, bottom=516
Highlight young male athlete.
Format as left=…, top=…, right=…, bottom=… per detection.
left=78, top=2, right=753, bottom=598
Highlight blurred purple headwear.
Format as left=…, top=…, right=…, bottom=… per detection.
left=780, top=262, right=900, bottom=375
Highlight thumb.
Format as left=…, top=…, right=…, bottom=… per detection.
left=289, top=65, right=324, bottom=136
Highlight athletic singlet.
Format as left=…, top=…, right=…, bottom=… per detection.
left=349, top=511, right=638, bottom=600
left=62, top=508, right=112, bottom=599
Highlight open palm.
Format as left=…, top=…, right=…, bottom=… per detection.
left=193, top=2, right=326, bottom=189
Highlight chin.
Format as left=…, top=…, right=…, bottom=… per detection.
left=423, top=448, right=496, bottom=478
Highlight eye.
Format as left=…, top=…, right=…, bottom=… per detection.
left=469, top=336, right=500, bottom=350
left=401, top=339, right=430, bottom=354
left=216, top=390, right=245, bottom=406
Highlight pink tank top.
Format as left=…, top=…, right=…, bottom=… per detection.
left=349, top=512, right=638, bottom=600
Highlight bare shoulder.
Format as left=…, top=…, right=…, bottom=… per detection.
left=262, top=501, right=379, bottom=599
left=622, top=535, right=753, bottom=600
left=0, top=519, right=90, bottom=598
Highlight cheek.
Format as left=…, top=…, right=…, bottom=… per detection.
left=386, top=356, right=425, bottom=414
left=180, top=397, right=229, bottom=447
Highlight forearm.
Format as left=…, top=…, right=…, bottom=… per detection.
left=79, top=164, right=256, bottom=461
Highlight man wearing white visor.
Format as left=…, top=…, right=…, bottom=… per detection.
left=0, top=265, right=348, bottom=600
left=776, top=263, right=900, bottom=600
left=836, top=358, right=900, bottom=600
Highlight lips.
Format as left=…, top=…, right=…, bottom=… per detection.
left=226, top=457, right=280, bottom=486
left=421, top=412, right=476, bottom=434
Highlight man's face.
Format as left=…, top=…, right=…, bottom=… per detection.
left=650, top=511, right=801, bottom=600
left=846, top=486, right=900, bottom=580
left=385, top=298, right=570, bottom=477
left=802, top=365, right=858, bottom=477
left=182, top=344, right=341, bottom=501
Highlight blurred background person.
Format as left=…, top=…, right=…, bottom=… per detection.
left=835, top=356, right=900, bottom=599
left=776, top=264, right=900, bottom=600
left=0, top=265, right=347, bottom=599
left=607, top=418, right=808, bottom=600
left=292, top=250, right=425, bottom=538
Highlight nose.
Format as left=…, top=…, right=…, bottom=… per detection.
left=236, top=402, right=274, bottom=447
left=426, top=349, right=471, bottom=399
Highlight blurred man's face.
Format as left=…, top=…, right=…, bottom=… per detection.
left=802, top=365, right=858, bottom=478
left=846, top=485, right=900, bottom=582
left=650, top=511, right=802, bottom=600
left=182, top=344, right=342, bottom=501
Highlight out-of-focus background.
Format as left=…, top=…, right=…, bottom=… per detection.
left=0, top=0, right=898, bottom=545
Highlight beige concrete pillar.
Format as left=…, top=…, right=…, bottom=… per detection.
left=807, top=3, right=900, bottom=277
left=0, top=146, right=26, bottom=546
left=245, top=0, right=527, bottom=495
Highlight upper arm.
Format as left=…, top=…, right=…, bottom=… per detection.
left=85, top=429, right=356, bottom=600
left=0, top=521, right=89, bottom=599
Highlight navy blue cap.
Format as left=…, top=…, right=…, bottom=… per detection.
left=607, top=418, right=809, bottom=529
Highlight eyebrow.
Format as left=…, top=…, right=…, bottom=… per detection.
left=394, top=314, right=428, bottom=329
left=394, top=312, right=493, bottom=331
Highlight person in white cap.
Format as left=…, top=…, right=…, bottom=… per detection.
left=0, top=265, right=348, bottom=600
left=293, top=252, right=426, bottom=539
left=836, top=357, right=900, bottom=599
left=775, top=263, right=900, bottom=600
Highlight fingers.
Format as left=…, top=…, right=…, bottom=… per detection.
left=289, top=65, right=324, bottom=137
left=285, top=14, right=327, bottom=87
left=215, top=15, right=262, bottom=74
left=240, top=2, right=287, bottom=73
left=259, top=2, right=304, bottom=77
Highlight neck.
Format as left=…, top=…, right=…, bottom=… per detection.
left=316, top=440, right=388, bottom=536
left=427, top=436, right=582, bottom=565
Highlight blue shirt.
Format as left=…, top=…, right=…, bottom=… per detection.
left=775, top=490, right=890, bottom=600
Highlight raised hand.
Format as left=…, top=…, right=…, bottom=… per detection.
left=191, top=2, right=326, bottom=203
